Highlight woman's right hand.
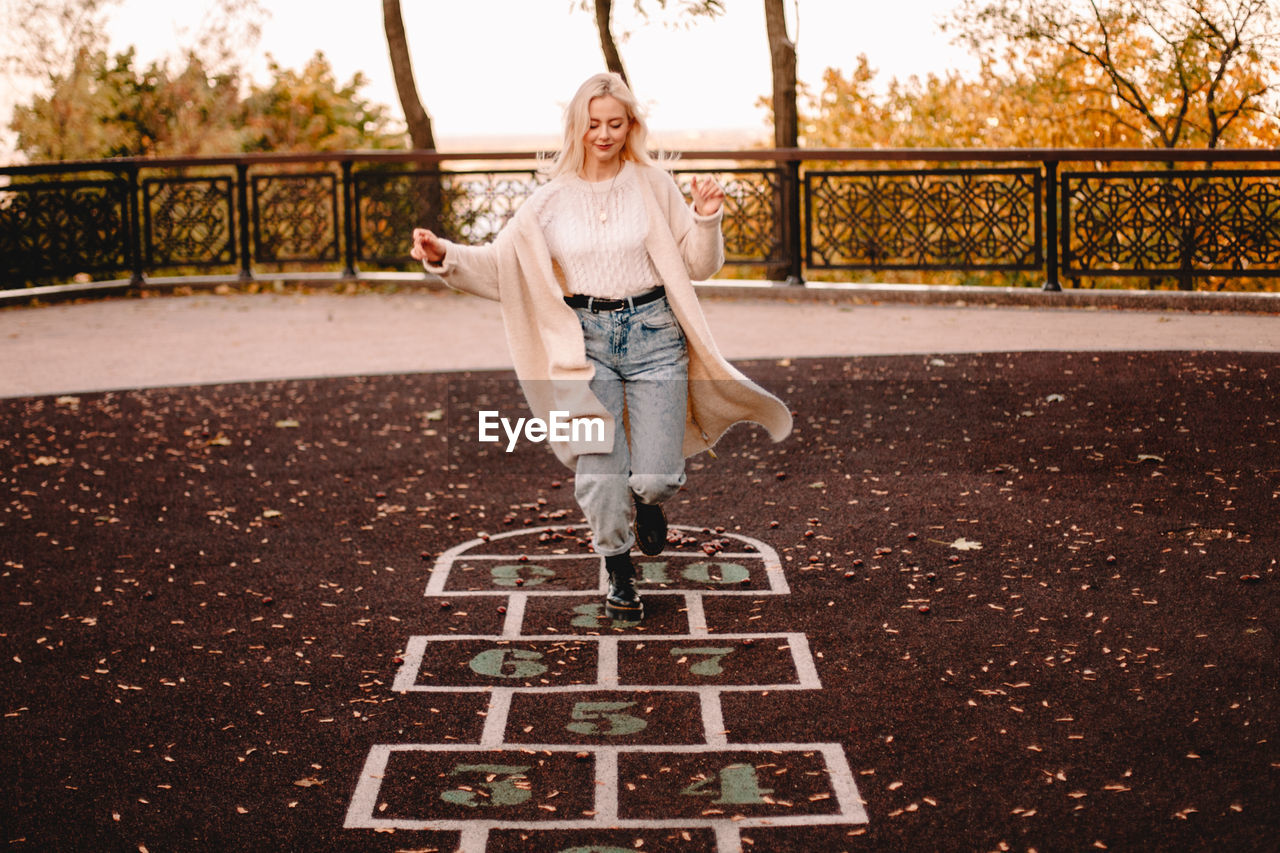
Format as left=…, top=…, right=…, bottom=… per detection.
left=411, top=228, right=446, bottom=264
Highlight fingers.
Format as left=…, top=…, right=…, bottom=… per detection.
left=410, top=228, right=439, bottom=262
left=691, top=175, right=725, bottom=216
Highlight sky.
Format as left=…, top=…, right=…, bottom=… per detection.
left=2, top=0, right=978, bottom=157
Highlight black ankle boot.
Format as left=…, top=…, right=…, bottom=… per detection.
left=632, top=492, right=668, bottom=556
left=604, top=552, right=643, bottom=621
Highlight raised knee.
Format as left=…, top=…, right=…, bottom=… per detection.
left=629, top=472, right=685, bottom=505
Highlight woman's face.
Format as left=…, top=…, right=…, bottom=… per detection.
left=583, top=95, right=631, bottom=172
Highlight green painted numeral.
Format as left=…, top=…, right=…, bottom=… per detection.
left=637, top=561, right=673, bottom=584
left=566, top=700, right=647, bottom=736
left=638, top=560, right=750, bottom=585
left=490, top=563, right=556, bottom=587
left=570, top=602, right=640, bottom=629
left=670, top=646, right=734, bottom=676
left=681, top=762, right=774, bottom=805
left=684, top=561, right=750, bottom=585
left=440, top=763, right=532, bottom=808
left=468, top=648, right=547, bottom=679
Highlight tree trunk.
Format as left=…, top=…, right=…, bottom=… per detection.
left=382, top=0, right=435, bottom=150
left=382, top=0, right=442, bottom=246
left=765, top=0, right=800, bottom=282
left=594, top=0, right=630, bottom=86
left=764, top=0, right=797, bottom=148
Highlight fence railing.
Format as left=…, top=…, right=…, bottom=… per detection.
left=3, top=148, right=1279, bottom=296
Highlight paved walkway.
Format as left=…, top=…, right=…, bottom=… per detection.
left=3, top=287, right=1279, bottom=398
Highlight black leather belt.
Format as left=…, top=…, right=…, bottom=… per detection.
left=564, top=287, right=665, bottom=312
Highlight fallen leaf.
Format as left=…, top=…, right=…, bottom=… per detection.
left=949, top=538, right=983, bottom=551
left=275, top=419, right=301, bottom=429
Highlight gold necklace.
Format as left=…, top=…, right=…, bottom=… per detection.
left=590, top=163, right=622, bottom=223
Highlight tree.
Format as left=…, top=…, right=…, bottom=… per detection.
left=11, top=48, right=401, bottom=160
left=0, top=0, right=120, bottom=82
left=382, top=0, right=435, bottom=150
left=947, top=0, right=1280, bottom=148
left=241, top=53, right=402, bottom=153
left=764, top=0, right=797, bottom=149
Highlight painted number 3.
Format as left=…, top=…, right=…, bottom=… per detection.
left=439, top=763, right=532, bottom=808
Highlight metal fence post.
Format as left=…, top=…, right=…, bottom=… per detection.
left=1043, top=159, right=1061, bottom=292
left=784, top=158, right=804, bottom=285
left=236, top=163, right=253, bottom=281
left=125, top=164, right=145, bottom=290
left=341, top=159, right=358, bottom=278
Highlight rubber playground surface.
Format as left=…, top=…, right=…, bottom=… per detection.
left=3, top=346, right=1278, bottom=851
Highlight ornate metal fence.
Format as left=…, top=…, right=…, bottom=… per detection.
left=1063, top=168, right=1280, bottom=289
left=3, top=149, right=1279, bottom=295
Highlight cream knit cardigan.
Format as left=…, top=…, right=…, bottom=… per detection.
left=425, top=163, right=792, bottom=469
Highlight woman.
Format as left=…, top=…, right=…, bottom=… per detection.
left=411, top=73, right=790, bottom=622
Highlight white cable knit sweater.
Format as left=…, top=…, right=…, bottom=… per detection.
left=538, top=162, right=662, bottom=298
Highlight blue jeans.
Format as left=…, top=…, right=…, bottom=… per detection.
left=573, top=293, right=688, bottom=557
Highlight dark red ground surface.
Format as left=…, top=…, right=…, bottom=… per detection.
left=2, top=351, right=1278, bottom=852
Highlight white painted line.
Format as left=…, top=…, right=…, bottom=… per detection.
left=398, top=633, right=804, bottom=643
left=480, top=688, right=513, bottom=746
left=458, top=824, right=488, bottom=853
left=418, top=588, right=786, bottom=598
left=342, top=744, right=391, bottom=829
left=597, top=636, right=619, bottom=688
left=393, top=683, right=820, bottom=694
left=426, top=535, right=486, bottom=594
left=501, top=592, right=527, bottom=637
left=821, top=742, right=870, bottom=824
left=715, top=823, right=741, bottom=853
left=700, top=689, right=727, bottom=747
left=684, top=592, right=708, bottom=635
left=391, top=636, right=428, bottom=692
left=788, top=633, right=824, bottom=689
left=594, top=747, right=618, bottom=822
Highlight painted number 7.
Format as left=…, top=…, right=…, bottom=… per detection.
left=566, top=701, right=647, bottom=736
left=439, top=763, right=532, bottom=808
left=670, top=646, right=734, bottom=676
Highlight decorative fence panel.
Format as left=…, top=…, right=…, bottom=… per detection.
left=1, top=177, right=134, bottom=283
left=1063, top=169, right=1280, bottom=286
left=805, top=168, right=1041, bottom=271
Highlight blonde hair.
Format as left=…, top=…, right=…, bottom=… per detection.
left=547, top=73, right=663, bottom=179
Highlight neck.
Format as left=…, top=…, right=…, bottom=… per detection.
left=582, top=158, right=623, bottom=183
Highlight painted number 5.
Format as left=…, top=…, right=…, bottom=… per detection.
left=566, top=701, right=647, bottom=736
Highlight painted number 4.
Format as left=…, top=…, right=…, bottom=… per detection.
left=670, top=646, right=734, bottom=676
left=681, top=763, right=774, bottom=805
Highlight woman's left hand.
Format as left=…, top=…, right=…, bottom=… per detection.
left=691, top=175, right=725, bottom=217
